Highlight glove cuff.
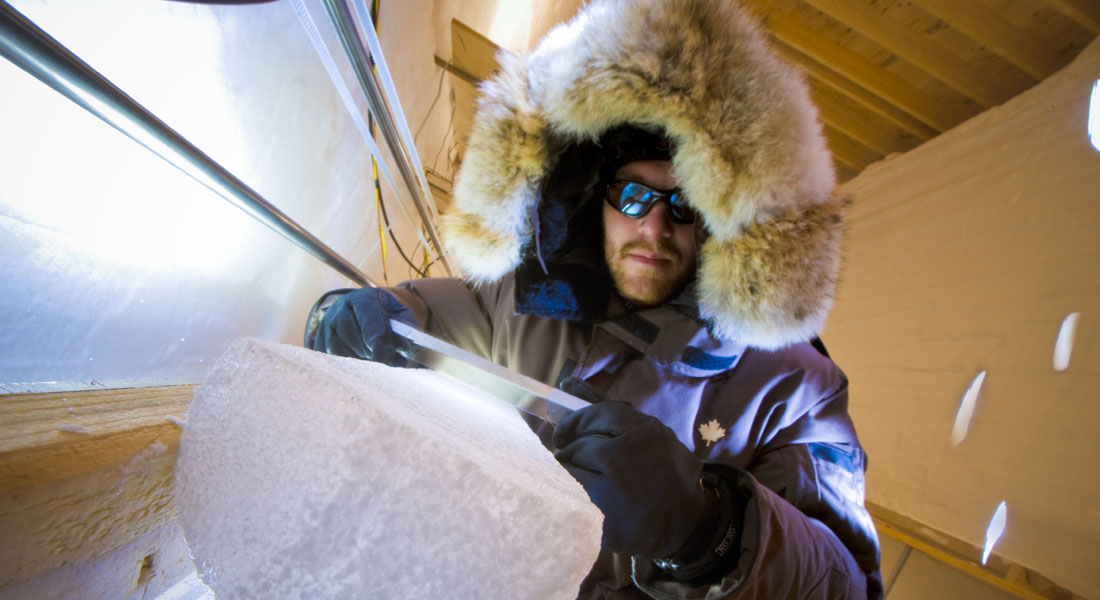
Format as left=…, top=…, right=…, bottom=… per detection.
left=651, top=471, right=742, bottom=580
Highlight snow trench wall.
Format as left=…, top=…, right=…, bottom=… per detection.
left=0, top=0, right=427, bottom=385
left=829, top=36, right=1100, bottom=598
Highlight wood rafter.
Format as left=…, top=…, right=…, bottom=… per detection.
left=1041, top=0, right=1100, bottom=34
left=438, top=4, right=1095, bottom=184
left=760, top=12, right=964, bottom=131
left=800, top=0, right=1010, bottom=106
left=773, top=40, right=939, bottom=141
left=909, top=0, right=1064, bottom=79
left=822, top=124, right=882, bottom=171
left=811, top=85, right=906, bottom=156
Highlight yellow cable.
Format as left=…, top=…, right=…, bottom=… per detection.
left=373, top=157, right=387, bottom=285
left=372, top=0, right=388, bottom=284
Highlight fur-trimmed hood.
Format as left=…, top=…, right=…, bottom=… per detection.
left=442, top=0, right=844, bottom=350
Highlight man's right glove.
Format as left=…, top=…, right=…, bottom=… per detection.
left=553, top=378, right=744, bottom=581
left=307, top=287, right=417, bottom=367
left=552, top=379, right=706, bottom=559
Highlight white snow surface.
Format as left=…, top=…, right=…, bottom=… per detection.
left=175, top=337, right=602, bottom=600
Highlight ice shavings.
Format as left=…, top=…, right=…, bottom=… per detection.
left=175, top=338, right=602, bottom=600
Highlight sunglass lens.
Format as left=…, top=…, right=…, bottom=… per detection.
left=619, top=183, right=651, bottom=217
left=668, top=193, right=696, bottom=225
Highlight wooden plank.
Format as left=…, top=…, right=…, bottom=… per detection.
left=0, top=386, right=193, bottom=590
left=1041, top=0, right=1100, bottom=34
left=822, top=124, right=883, bottom=172
left=448, top=19, right=504, bottom=170
left=434, top=54, right=479, bottom=87
left=909, top=0, right=1065, bottom=79
left=763, top=13, right=966, bottom=131
left=809, top=81, right=918, bottom=156
left=774, top=40, right=940, bottom=140
left=801, top=0, right=1010, bottom=107
left=425, top=166, right=453, bottom=213
left=451, top=19, right=501, bottom=82
left=0, top=385, right=193, bottom=491
left=869, top=502, right=1086, bottom=600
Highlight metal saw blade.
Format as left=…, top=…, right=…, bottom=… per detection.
left=389, top=319, right=588, bottom=425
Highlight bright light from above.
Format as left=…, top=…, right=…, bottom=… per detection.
left=982, top=501, right=1007, bottom=565
left=0, top=3, right=254, bottom=276
left=1053, top=312, right=1081, bottom=372
left=951, top=371, right=986, bottom=446
left=1090, top=79, right=1100, bottom=152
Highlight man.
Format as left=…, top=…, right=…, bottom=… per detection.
left=308, top=0, right=882, bottom=597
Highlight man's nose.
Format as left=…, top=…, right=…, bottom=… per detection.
left=638, top=201, right=675, bottom=239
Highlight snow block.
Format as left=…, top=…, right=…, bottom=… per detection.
left=175, top=338, right=602, bottom=599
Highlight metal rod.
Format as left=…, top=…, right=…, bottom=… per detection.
left=322, top=0, right=454, bottom=275
left=883, top=545, right=913, bottom=598
left=0, top=1, right=375, bottom=287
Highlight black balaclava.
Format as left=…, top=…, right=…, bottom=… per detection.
left=513, top=126, right=675, bottom=321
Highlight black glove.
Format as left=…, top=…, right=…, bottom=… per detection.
left=308, top=287, right=417, bottom=367
left=552, top=378, right=706, bottom=559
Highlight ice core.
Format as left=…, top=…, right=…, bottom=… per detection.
left=175, top=338, right=602, bottom=599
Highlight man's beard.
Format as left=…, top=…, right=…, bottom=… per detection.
left=605, top=239, right=696, bottom=306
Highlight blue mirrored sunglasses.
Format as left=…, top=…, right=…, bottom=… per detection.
left=605, top=180, right=696, bottom=225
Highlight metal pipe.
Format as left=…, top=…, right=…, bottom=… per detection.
left=322, top=0, right=454, bottom=275
left=0, top=1, right=375, bottom=287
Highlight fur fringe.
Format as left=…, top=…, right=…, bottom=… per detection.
left=443, top=0, right=842, bottom=348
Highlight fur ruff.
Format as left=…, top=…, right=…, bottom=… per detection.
left=443, top=0, right=843, bottom=349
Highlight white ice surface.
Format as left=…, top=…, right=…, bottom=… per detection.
left=175, top=338, right=602, bottom=600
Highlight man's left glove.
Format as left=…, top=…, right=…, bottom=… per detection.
left=307, top=287, right=416, bottom=367
left=552, top=379, right=705, bottom=559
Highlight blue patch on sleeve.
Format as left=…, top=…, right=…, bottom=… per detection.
left=680, top=346, right=737, bottom=370
left=808, top=442, right=858, bottom=474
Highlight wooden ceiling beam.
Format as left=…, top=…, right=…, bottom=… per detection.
left=800, top=0, right=1010, bottom=107
left=822, top=124, right=883, bottom=172
left=773, top=40, right=939, bottom=141
left=1041, top=0, right=1100, bottom=34
left=811, top=87, right=907, bottom=156
left=908, top=0, right=1064, bottom=79
left=763, top=15, right=962, bottom=132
